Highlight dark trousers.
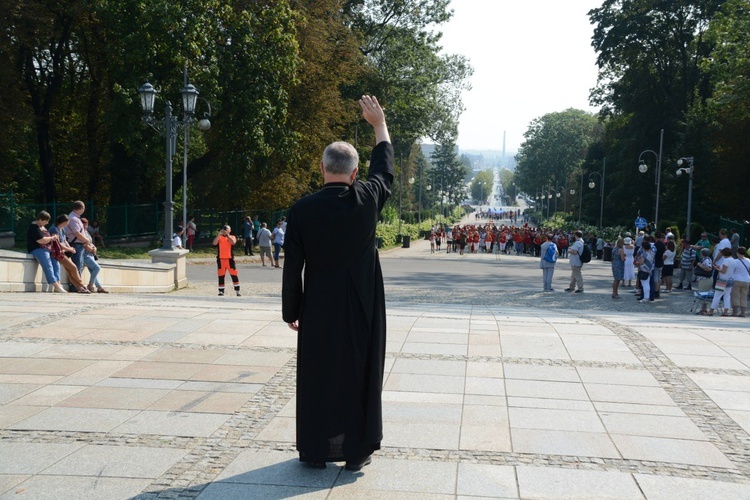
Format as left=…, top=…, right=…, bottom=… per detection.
left=244, top=236, right=254, bottom=255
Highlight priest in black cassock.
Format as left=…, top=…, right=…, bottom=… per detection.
left=282, top=95, right=393, bottom=471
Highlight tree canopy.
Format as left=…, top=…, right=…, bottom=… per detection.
left=0, top=0, right=472, bottom=214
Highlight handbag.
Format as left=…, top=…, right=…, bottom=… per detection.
left=715, top=280, right=728, bottom=292
left=694, top=260, right=713, bottom=277
left=637, top=270, right=650, bottom=281
left=49, top=239, right=64, bottom=261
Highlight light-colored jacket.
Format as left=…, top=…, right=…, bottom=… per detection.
left=569, top=239, right=583, bottom=267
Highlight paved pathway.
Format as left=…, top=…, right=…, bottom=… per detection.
left=2, top=236, right=750, bottom=498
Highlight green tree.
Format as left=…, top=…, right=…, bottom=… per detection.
left=470, top=169, right=493, bottom=203
left=430, top=142, right=467, bottom=211
left=514, top=109, right=601, bottom=198
left=345, top=0, right=472, bottom=158
left=694, top=0, right=750, bottom=221
left=498, top=168, right=515, bottom=204
left=587, top=0, right=726, bottom=228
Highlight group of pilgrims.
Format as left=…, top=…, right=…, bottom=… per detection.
left=427, top=222, right=571, bottom=256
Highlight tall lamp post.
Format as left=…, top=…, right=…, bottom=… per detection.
left=676, top=157, right=695, bottom=241
left=588, top=157, right=606, bottom=230
left=578, top=172, right=584, bottom=224
left=637, top=129, right=664, bottom=230
left=551, top=186, right=564, bottom=213
left=568, top=188, right=575, bottom=213
left=139, top=69, right=211, bottom=250
left=408, top=176, right=416, bottom=228
left=426, top=180, right=433, bottom=221
left=546, top=188, right=553, bottom=219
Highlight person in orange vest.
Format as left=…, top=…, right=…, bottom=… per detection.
left=213, top=225, right=241, bottom=296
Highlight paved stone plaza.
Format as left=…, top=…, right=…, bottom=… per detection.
left=2, top=243, right=750, bottom=498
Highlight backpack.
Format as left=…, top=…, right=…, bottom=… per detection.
left=543, top=243, right=557, bottom=263
left=580, top=244, right=592, bottom=264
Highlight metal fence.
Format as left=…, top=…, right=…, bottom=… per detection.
left=720, top=216, right=748, bottom=247
left=0, top=192, right=289, bottom=245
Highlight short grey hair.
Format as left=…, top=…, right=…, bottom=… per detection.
left=322, top=141, right=359, bottom=175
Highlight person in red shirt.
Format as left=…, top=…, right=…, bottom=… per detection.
left=558, top=234, right=569, bottom=258
left=213, top=225, right=241, bottom=296
left=513, top=231, right=523, bottom=255
left=523, top=231, right=532, bottom=255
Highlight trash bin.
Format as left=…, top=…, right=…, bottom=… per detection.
left=402, top=235, right=411, bottom=248
left=376, top=237, right=383, bottom=249
left=603, top=246, right=612, bottom=262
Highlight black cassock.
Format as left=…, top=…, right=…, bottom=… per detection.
left=282, top=141, right=394, bottom=463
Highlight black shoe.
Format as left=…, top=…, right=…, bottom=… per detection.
left=345, top=455, right=372, bottom=471
left=686, top=285, right=692, bottom=290
left=564, top=288, right=573, bottom=292
left=303, top=461, right=326, bottom=469
left=676, top=284, right=683, bottom=289
left=218, top=290, right=224, bottom=296
left=575, top=289, right=584, bottom=293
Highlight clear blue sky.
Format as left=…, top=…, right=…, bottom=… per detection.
left=438, top=0, right=602, bottom=153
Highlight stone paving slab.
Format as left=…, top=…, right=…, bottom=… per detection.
left=1, top=292, right=750, bottom=499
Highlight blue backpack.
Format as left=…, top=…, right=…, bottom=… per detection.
left=543, top=243, right=558, bottom=263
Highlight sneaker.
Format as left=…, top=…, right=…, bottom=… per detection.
left=574, top=289, right=584, bottom=293
left=564, top=288, right=573, bottom=292
left=236, top=291, right=241, bottom=297
left=218, top=290, right=224, bottom=296
left=638, top=299, right=648, bottom=303
left=549, top=288, right=555, bottom=292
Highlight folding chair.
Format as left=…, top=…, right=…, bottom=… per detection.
left=691, top=290, right=714, bottom=314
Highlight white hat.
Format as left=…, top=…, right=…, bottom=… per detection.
left=624, top=237, right=633, bottom=245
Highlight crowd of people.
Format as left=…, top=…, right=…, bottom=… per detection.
left=424, top=220, right=749, bottom=319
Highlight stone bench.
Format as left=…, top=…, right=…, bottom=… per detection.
left=0, top=249, right=187, bottom=293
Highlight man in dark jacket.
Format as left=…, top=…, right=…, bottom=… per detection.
left=652, top=231, right=665, bottom=299
left=282, top=95, right=392, bottom=471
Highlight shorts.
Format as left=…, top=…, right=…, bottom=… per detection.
left=260, top=246, right=272, bottom=260
left=653, top=267, right=663, bottom=282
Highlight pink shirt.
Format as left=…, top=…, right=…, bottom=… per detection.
left=67, top=212, right=85, bottom=243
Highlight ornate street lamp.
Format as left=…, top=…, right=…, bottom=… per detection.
left=676, top=157, right=695, bottom=241
left=138, top=68, right=211, bottom=250
left=637, top=129, right=665, bottom=231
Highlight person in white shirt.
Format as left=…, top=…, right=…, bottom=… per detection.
left=565, top=230, right=584, bottom=293
left=257, top=222, right=273, bottom=267
left=173, top=228, right=184, bottom=249
left=713, top=229, right=731, bottom=261
left=708, top=247, right=735, bottom=316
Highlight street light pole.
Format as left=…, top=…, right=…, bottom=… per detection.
left=398, top=153, right=403, bottom=238
left=578, top=172, right=583, bottom=224
left=676, top=157, right=695, bottom=241
left=418, top=166, right=423, bottom=227
left=139, top=70, right=210, bottom=251
left=588, top=157, right=605, bottom=230
left=637, top=129, right=664, bottom=230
